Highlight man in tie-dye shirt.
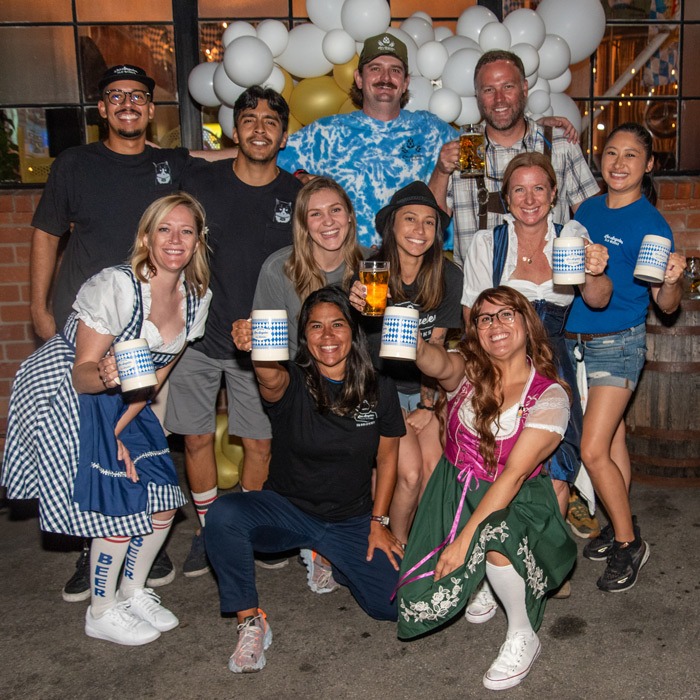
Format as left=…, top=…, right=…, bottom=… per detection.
left=277, top=33, right=456, bottom=248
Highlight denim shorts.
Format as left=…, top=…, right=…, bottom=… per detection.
left=566, top=323, right=646, bottom=391
left=398, top=391, right=421, bottom=413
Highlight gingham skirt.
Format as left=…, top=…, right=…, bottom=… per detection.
left=2, top=333, right=186, bottom=538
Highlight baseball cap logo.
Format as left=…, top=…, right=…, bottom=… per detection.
left=378, top=36, right=395, bottom=51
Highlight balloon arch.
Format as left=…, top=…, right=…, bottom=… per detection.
left=188, top=0, right=606, bottom=135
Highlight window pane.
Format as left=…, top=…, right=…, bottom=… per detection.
left=391, top=0, right=476, bottom=18
left=199, top=0, right=290, bottom=18
left=681, top=23, right=700, bottom=95
left=75, top=0, right=172, bottom=22
left=78, top=26, right=177, bottom=101
left=679, top=100, right=700, bottom=169
left=0, top=0, right=72, bottom=21
left=0, top=27, right=78, bottom=104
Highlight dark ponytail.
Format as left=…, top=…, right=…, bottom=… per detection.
left=606, top=122, right=657, bottom=206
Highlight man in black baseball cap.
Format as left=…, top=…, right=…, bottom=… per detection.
left=97, top=64, right=156, bottom=94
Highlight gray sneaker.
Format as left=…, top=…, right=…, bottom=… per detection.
left=183, top=531, right=210, bottom=578
left=228, top=613, right=272, bottom=673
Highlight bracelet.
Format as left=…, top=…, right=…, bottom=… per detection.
left=293, top=168, right=308, bottom=179
left=370, top=515, right=390, bottom=527
left=416, top=401, right=435, bottom=411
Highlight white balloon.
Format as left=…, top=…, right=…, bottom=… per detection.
left=442, top=35, right=480, bottom=57
left=306, top=0, right=344, bottom=31
left=224, top=36, right=274, bottom=87
left=256, top=20, right=289, bottom=58
left=441, top=48, right=483, bottom=98
left=405, top=75, right=434, bottom=112
left=537, top=34, right=571, bottom=80
left=526, top=71, right=539, bottom=89
left=222, top=21, right=256, bottom=48
left=531, top=77, right=550, bottom=94
left=456, top=96, right=481, bottom=126
left=429, top=87, right=461, bottom=124
left=411, top=11, right=433, bottom=24
left=400, top=17, right=434, bottom=48
left=503, top=9, right=546, bottom=50
left=341, top=0, right=391, bottom=42
left=218, top=105, right=235, bottom=139
left=188, top=62, right=220, bottom=108
left=456, top=6, right=498, bottom=43
left=262, top=65, right=286, bottom=94
left=527, top=90, right=551, bottom=114
left=276, top=23, right=334, bottom=79
left=434, top=26, right=453, bottom=42
left=548, top=68, right=572, bottom=93
left=549, top=91, right=582, bottom=133
left=322, top=28, right=357, bottom=65
left=213, top=62, right=246, bottom=106
left=543, top=106, right=554, bottom=117
left=479, top=22, right=511, bottom=52
left=510, top=43, right=539, bottom=77
left=385, top=27, right=420, bottom=76
left=537, top=0, right=606, bottom=64
left=529, top=112, right=544, bottom=122
left=416, top=41, right=449, bottom=80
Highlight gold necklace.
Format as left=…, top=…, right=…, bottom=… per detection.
left=519, top=237, right=544, bottom=264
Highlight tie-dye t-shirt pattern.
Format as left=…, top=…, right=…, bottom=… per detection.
left=277, top=110, right=457, bottom=248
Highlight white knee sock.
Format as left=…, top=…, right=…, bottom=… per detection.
left=119, top=515, right=174, bottom=598
left=90, top=536, right=131, bottom=617
left=485, top=561, right=533, bottom=636
left=191, top=487, right=218, bottom=528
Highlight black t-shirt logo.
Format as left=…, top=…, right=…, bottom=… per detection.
left=154, top=161, right=172, bottom=185
left=274, top=199, right=292, bottom=224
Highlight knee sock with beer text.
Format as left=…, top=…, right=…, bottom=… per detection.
left=89, top=536, right=130, bottom=618
left=485, top=561, right=534, bottom=636
left=191, top=487, right=218, bottom=528
left=118, top=515, right=174, bottom=599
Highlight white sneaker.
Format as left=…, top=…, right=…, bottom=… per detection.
left=85, top=603, right=161, bottom=646
left=483, top=631, right=541, bottom=691
left=465, top=581, right=498, bottom=624
left=228, top=613, right=273, bottom=673
left=119, top=587, right=179, bottom=632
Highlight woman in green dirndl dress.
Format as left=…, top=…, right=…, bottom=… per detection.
left=396, top=287, right=577, bottom=691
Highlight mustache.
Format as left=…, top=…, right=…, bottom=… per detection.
left=374, top=81, right=397, bottom=89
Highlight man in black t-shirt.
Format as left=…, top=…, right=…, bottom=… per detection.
left=164, top=87, right=302, bottom=576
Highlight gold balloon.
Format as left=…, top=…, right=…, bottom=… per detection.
left=333, top=55, right=359, bottom=94
left=287, top=113, right=303, bottom=135
left=214, top=413, right=242, bottom=490
left=289, top=76, right=347, bottom=126
left=279, top=67, right=294, bottom=102
left=338, top=97, right=358, bottom=114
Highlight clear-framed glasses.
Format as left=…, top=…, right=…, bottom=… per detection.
left=103, top=89, right=151, bottom=106
left=474, top=307, right=518, bottom=329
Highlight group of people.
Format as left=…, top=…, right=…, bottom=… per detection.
left=1, top=33, right=688, bottom=692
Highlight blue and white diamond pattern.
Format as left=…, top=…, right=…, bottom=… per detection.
left=252, top=319, right=288, bottom=349
left=381, top=316, right=418, bottom=347
left=115, top=347, right=155, bottom=379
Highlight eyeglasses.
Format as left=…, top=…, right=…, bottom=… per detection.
left=103, top=89, right=151, bottom=106
left=474, top=308, right=518, bottom=329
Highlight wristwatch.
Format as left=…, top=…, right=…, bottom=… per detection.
left=370, top=514, right=390, bottom=527
left=416, top=401, right=435, bottom=411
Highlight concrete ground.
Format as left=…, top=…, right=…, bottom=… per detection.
left=1, top=451, right=698, bottom=700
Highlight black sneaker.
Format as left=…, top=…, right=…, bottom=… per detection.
left=146, top=548, right=176, bottom=588
left=596, top=539, right=650, bottom=593
left=183, top=531, right=210, bottom=578
left=582, top=522, right=615, bottom=561
left=62, top=543, right=91, bottom=602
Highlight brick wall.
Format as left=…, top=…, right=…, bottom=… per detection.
left=1, top=180, right=700, bottom=449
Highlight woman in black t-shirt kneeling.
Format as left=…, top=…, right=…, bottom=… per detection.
left=208, top=286, right=406, bottom=674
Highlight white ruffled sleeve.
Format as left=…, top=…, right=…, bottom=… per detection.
left=524, top=383, right=570, bottom=438
left=73, top=268, right=136, bottom=336
left=186, top=288, right=213, bottom=342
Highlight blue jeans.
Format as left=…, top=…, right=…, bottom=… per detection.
left=205, top=490, right=398, bottom=621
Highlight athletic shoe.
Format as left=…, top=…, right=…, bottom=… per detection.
left=62, top=543, right=91, bottom=602
left=228, top=612, right=272, bottom=674
left=465, top=581, right=498, bottom=624
left=582, top=522, right=615, bottom=561
left=119, top=587, right=179, bottom=632
left=482, top=631, right=541, bottom=691
left=85, top=603, right=161, bottom=646
left=299, top=549, right=339, bottom=594
left=255, top=554, right=290, bottom=570
left=183, top=531, right=210, bottom=578
left=146, top=548, right=176, bottom=588
left=596, top=539, right=650, bottom=593
left=566, top=492, right=601, bottom=539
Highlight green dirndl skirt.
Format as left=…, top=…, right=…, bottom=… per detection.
left=397, top=456, right=576, bottom=640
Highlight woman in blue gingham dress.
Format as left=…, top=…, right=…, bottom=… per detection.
left=2, top=194, right=211, bottom=646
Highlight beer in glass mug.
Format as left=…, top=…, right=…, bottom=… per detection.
left=359, top=261, right=390, bottom=316
left=459, top=124, right=485, bottom=178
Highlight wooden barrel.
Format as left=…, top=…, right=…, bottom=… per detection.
left=626, top=299, right=700, bottom=484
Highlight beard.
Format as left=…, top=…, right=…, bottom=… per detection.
left=480, top=92, right=528, bottom=132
